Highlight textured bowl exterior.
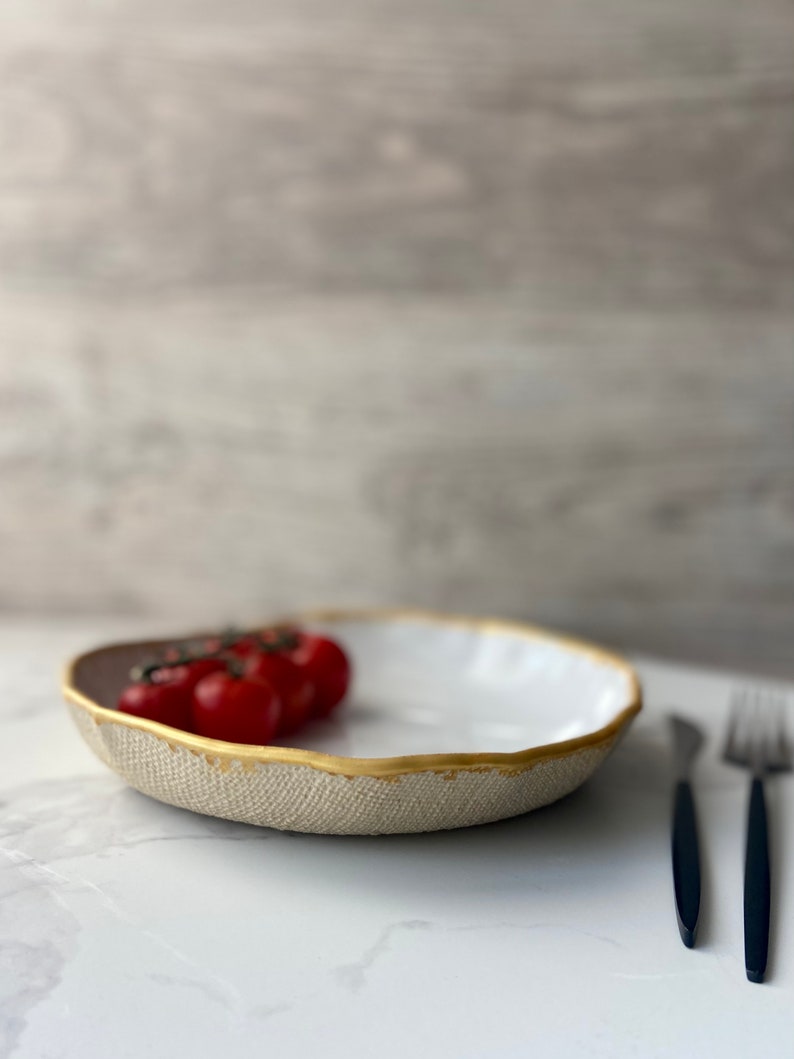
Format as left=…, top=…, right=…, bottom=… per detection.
left=62, top=610, right=641, bottom=835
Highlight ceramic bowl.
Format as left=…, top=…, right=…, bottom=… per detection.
left=62, top=609, right=641, bottom=835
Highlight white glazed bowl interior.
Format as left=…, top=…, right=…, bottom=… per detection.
left=280, top=615, right=637, bottom=757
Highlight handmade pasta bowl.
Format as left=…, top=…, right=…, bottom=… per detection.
left=62, top=609, right=641, bottom=835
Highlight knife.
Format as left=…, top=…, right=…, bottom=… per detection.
left=668, top=715, right=705, bottom=948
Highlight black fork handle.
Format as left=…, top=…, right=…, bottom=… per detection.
left=744, top=776, right=771, bottom=984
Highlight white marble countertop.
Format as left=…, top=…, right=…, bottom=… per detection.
left=3, top=619, right=794, bottom=1058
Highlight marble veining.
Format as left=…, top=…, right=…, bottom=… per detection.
left=334, top=920, right=434, bottom=992
left=1, top=848, right=81, bottom=1059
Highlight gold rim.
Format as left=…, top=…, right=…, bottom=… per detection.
left=62, top=607, right=642, bottom=778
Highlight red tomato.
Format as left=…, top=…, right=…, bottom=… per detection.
left=289, top=634, right=351, bottom=717
left=118, top=668, right=192, bottom=730
left=191, top=670, right=282, bottom=745
left=243, top=651, right=314, bottom=735
left=178, top=657, right=227, bottom=692
left=146, top=657, right=226, bottom=705
left=228, top=636, right=262, bottom=658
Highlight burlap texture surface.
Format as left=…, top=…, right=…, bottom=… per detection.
left=69, top=703, right=613, bottom=835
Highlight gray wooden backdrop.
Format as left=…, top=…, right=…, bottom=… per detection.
left=1, top=0, right=793, bottom=669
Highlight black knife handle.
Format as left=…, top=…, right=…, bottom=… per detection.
left=744, top=777, right=771, bottom=984
left=672, top=779, right=701, bottom=948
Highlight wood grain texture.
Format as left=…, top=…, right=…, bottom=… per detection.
left=1, top=0, right=793, bottom=667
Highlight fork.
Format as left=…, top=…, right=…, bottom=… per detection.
left=722, top=688, right=792, bottom=983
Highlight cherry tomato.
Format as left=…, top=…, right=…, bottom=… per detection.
left=146, top=656, right=227, bottom=706
left=118, top=667, right=192, bottom=730
left=228, top=635, right=263, bottom=658
left=289, top=634, right=351, bottom=717
left=243, top=651, right=314, bottom=735
left=179, top=657, right=227, bottom=691
left=191, top=670, right=282, bottom=745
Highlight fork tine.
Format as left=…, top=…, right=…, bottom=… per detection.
left=779, top=697, right=791, bottom=755
left=725, top=687, right=792, bottom=774
left=724, top=688, right=748, bottom=766
left=769, top=693, right=791, bottom=773
left=748, top=691, right=765, bottom=772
